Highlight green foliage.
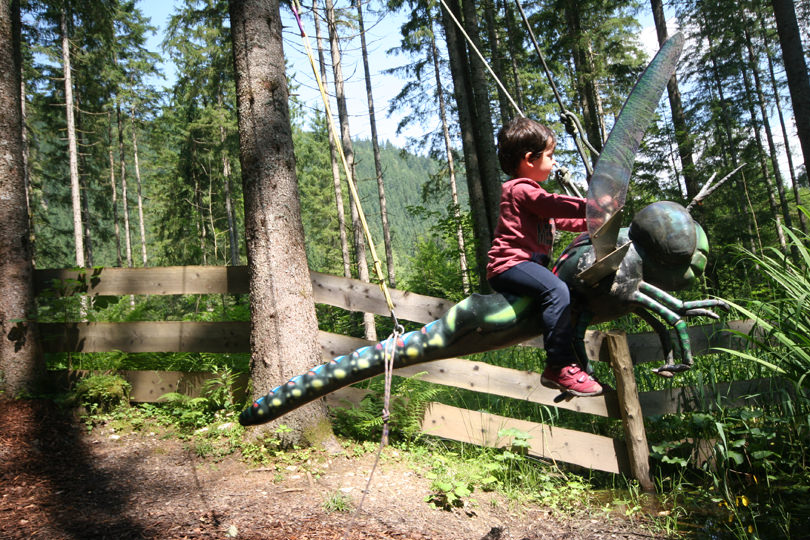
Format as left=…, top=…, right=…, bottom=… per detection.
left=71, top=374, right=131, bottom=413
left=331, top=373, right=443, bottom=443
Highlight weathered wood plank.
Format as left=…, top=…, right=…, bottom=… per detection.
left=34, top=267, right=454, bottom=324
left=35, top=266, right=250, bottom=296
left=421, top=402, right=629, bottom=474
left=395, top=358, right=621, bottom=418
left=40, top=321, right=252, bottom=353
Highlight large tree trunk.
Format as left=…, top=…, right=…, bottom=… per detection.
left=650, top=0, right=698, bottom=202
left=325, top=0, right=376, bottom=340
left=312, top=0, right=350, bottom=278
left=356, top=0, right=396, bottom=288
left=61, top=8, right=84, bottom=268
left=108, top=118, right=123, bottom=266
left=229, top=0, right=331, bottom=446
left=771, top=0, right=810, bottom=177
left=0, top=0, right=44, bottom=397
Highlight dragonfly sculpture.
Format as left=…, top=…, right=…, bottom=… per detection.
left=239, top=32, right=728, bottom=427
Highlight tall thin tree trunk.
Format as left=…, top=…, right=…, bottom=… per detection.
left=482, top=0, right=511, bottom=126
left=771, top=0, right=810, bottom=177
left=20, top=70, right=32, bottom=252
left=192, top=155, right=207, bottom=265
left=117, top=103, right=133, bottom=267
left=313, top=0, right=350, bottom=278
left=501, top=0, right=524, bottom=112
left=229, top=0, right=331, bottom=445
left=130, top=116, right=148, bottom=266
left=431, top=22, right=469, bottom=295
left=459, top=0, right=501, bottom=233
left=61, top=8, right=84, bottom=268
left=740, top=49, right=787, bottom=253
left=441, top=0, right=491, bottom=290
left=0, top=0, right=44, bottom=397
left=650, top=0, right=699, bottom=202
left=761, top=12, right=806, bottom=232
left=219, top=93, right=239, bottom=265
left=703, top=22, right=757, bottom=252
left=325, top=0, right=376, bottom=340
left=564, top=0, right=603, bottom=158
left=355, top=0, right=395, bottom=288
left=744, top=24, right=792, bottom=231
left=108, top=117, right=122, bottom=266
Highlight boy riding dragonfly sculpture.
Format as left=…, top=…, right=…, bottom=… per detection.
left=240, top=32, right=729, bottom=427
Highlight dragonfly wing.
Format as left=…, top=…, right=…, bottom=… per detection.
left=586, top=32, right=685, bottom=260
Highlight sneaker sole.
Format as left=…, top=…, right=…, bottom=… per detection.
left=540, top=376, right=604, bottom=397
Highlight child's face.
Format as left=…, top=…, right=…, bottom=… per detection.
left=525, top=143, right=556, bottom=183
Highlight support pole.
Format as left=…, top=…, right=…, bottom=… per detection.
left=606, top=331, right=653, bottom=492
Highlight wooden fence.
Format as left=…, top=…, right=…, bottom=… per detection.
left=35, top=266, right=776, bottom=491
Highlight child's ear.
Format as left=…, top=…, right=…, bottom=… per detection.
left=522, top=151, right=535, bottom=166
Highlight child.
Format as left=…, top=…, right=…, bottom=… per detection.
left=487, top=117, right=603, bottom=396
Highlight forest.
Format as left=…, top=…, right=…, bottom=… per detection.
left=1, top=0, right=810, bottom=538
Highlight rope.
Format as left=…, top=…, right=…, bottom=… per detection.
left=339, top=326, right=403, bottom=540
left=289, top=0, right=399, bottom=325
left=438, top=0, right=523, bottom=117
left=287, top=6, right=405, bottom=538
left=437, top=0, right=597, bottom=179
left=513, top=0, right=598, bottom=177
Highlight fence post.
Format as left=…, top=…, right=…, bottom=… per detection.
left=605, top=330, right=653, bottom=493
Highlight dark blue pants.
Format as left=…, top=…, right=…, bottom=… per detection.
left=488, top=261, right=577, bottom=367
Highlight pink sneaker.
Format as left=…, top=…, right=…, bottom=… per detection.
left=541, top=364, right=604, bottom=396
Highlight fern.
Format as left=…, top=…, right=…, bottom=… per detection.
left=332, top=373, right=443, bottom=442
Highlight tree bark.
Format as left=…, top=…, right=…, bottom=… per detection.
left=771, top=0, right=810, bottom=177
left=219, top=93, right=240, bottom=265
left=229, top=0, right=331, bottom=446
left=440, top=0, right=491, bottom=290
left=61, top=7, right=84, bottom=268
left=325, top=0, right=376, bottom=340
left=131, top=117, right=148, bottom=266
left=740, top=49, right=787, bottom=253
left=744, top=24, right=792, bottom=231
left=650, top=0, right=699, bottom=202
left=459, top=0, right=501, bottom=234
left=431, top=21, right=470, bottom=295
left=117, top=102, right=133, bottom=268
left=356, top=0, right=396, bottom=288
left=312, top=0, right=351, bottom=278
left=108, top=118, right=123, bottom=266
left=563, top=0, right=603, bottom=158
left=760, top=11, right=806, bottom=232
left=0, top=0, right=44, bottom=397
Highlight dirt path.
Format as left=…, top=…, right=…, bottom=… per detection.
left=0, top=400, right=665, bottom=539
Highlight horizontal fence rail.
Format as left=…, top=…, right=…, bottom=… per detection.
left=35, top=266, right=769, bottom=485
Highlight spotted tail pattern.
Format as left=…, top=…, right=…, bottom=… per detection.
left=239, top=293, right=543, bottom=426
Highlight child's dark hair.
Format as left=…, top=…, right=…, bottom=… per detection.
left=497, top=117, right=556, bottom=176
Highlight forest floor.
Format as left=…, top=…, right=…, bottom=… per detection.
left=1, top=399, right=671, bottom=540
